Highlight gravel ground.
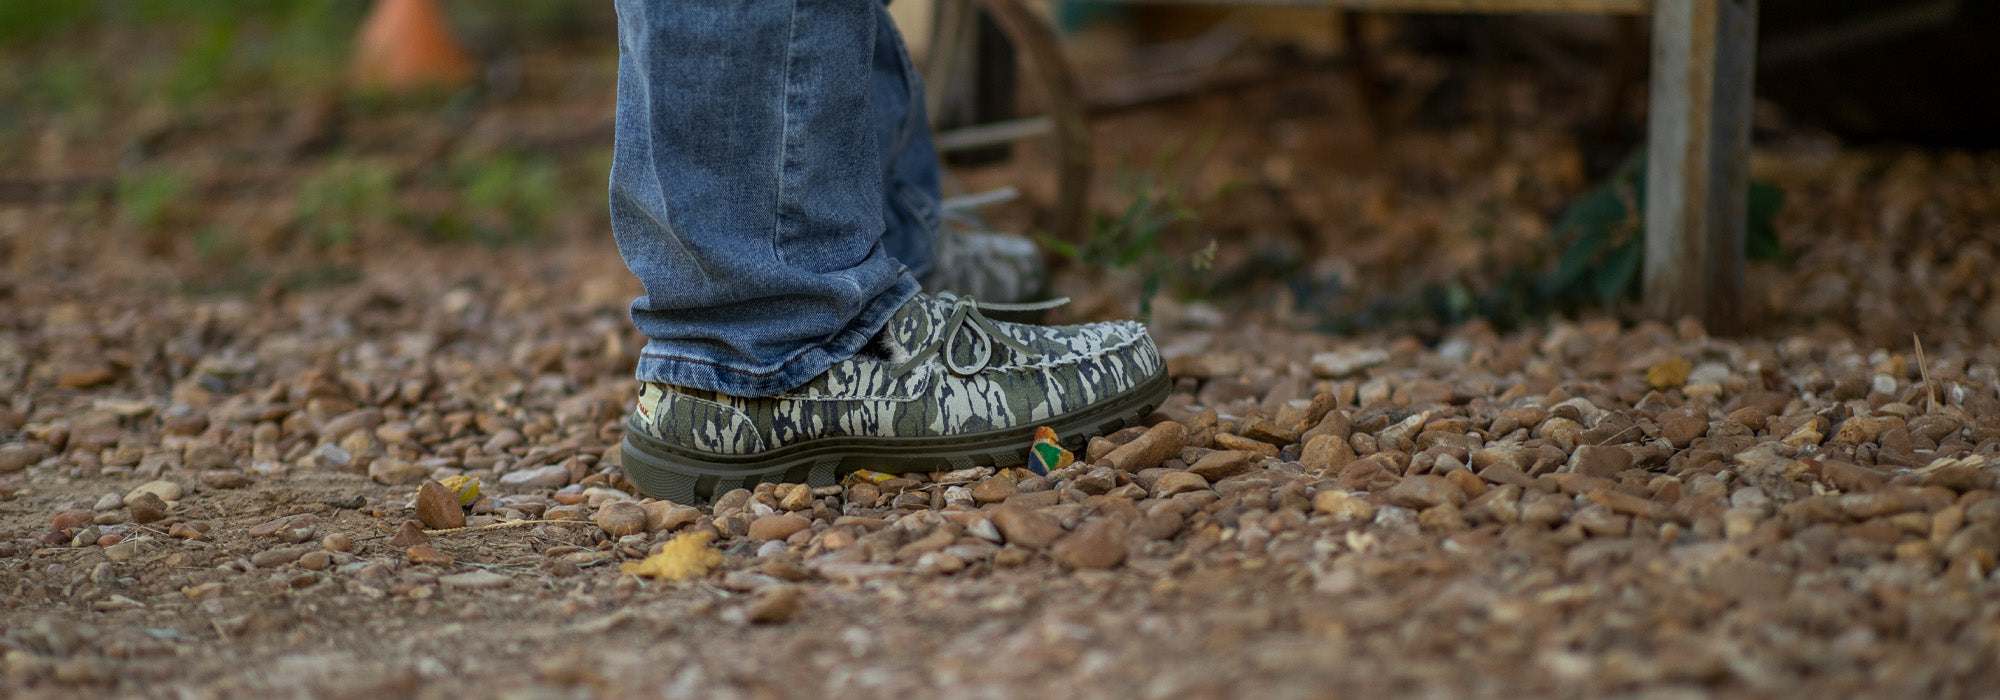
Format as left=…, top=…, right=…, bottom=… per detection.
left=6, top=231, right=2000, bottom=698
left=9, top=27, right=2000, bottom=697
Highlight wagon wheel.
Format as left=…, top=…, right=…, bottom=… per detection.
left=924, top=0, right=1093, bottom=243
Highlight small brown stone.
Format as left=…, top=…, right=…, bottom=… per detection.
left=971, top=477, right=1019, bottom=504
left=1418, top=503, right=1469, bottom=533
left=389, top=519, right=430, bottom=547
left=1443, top=467, right=1488, bottom=500
left=1385, top=475, right=1465, bottom=510
left=127, top=492, right=169, bottom=524
left=1051, top=519, right=1126, bottom=569
left=1300, top=434, right=1357, bottom=473
left=1150, top=471, right=1210, bottom=497
left=1238, top=416, right=1299, bottom=446
left=776, top=484, right=814, bottom=511
left=1102, top=421, right=1189, bottom=472
left=595, top=501, right=648, bottom=537
left=51, top=508, right=94, bottom=533
left=415, top=479, right=466, bottom=530
left=643, top=501, right=703, bottom=531
left=1188, top=450, right=1256, bottom=481
left=749, top=514, right=811, bottom=542
left=1313, top=490, right=1375, bottom=522
left=990, top=504, right=1064, bottom=549
left=1564, top=445, right=1632, bottom=478
left=57, top=364, right=118, bottom=388
left=251, top=547, right=309, bottom=568
left=1211, top=433, right=1281, bottom=458
left=1084, top=437, right=1118, bottom=464
left=406, top=545, right=453, bottom=566
left=1658, top=406, right=1708, bottom=448
left=200, top=470, right=252, bottom=489
left=0, top=443, right=50, bottom=473
left=369, top=458, right=428, bottom=486
left=1818, top=460, right=1888, bottom=493
left=741, top=586, right=804, bottom=624
left=168, top=522, right=209, bottom=540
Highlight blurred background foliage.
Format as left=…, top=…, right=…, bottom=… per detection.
left=1, top=1, right=619, bottom=294
left=15, top=1, right=1994, bottom=332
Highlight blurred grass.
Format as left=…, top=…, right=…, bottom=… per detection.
left=5, top=0, right=617, bottom=289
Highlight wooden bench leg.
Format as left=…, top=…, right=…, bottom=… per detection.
left=1643, top=0, right=1758, bottom=333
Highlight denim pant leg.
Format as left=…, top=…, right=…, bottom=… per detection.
left=610, top=0, right=921, bottom=397
left=872, top=4, right=945, bottom=285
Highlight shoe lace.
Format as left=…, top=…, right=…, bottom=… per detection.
left=892, top=292, right=1069, bottom=377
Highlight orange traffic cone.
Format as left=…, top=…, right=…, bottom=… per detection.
left=350, top=0, right=476, bottom=92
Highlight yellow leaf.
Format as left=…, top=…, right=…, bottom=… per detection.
left=1646, top=357, right=1692, bottom=389
left=621, top=530, right=722, bottom=581
left=438, top=475, right=480, bottom=506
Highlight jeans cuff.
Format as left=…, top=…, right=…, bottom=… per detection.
left=632, top=274, right=921, bottom=397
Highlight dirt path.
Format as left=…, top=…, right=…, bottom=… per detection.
left=5, top=237, right=2000, bottom=699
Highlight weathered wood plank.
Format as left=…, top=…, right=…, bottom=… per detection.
left=1643, top=0, right=1757, bottom=332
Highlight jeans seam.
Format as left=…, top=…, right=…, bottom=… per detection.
left=772, top=0, right=800, bottom=266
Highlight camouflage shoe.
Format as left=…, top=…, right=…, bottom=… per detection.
left=620, top=292, right=1170, bottom=503
left=926, top=190, right=1047, bottom=304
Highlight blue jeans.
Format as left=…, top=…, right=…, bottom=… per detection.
left=610, top=0, right=943, bottom=397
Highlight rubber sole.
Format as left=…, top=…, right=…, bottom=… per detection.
left=621, top=369, right=1173, bottom=503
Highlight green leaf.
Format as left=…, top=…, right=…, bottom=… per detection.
left=1545, top=227, right=1606, bottom=295
left=1595, top=241, right=1641, bottom=306
left=1746, top=179, right=1786, bottom=261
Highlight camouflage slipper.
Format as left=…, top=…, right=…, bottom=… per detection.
left=928, top=190, right=1047, bottom=308
left=620, top=292, right=1170, bottom=503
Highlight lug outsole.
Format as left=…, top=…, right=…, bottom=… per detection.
left=621, top=370, right=1173, bottom=503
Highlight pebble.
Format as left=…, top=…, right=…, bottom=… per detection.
left=127, top=492, right=169, bottom=524
left=298, top=551, right=333, bottom=570
left=126, top=479, right=183, bottom=504
left=439, top=571, right=512, bottom=589
left=200, top=470, right=253, bottom=489
left=737, top=586, right=803, bottom=624
left=1312, top=490, right=1375, bottom=522
left=389, top=520, right=430, bottom=547
left=406, top=545, right=454, bottom=566
left=499, top=464, right=571, bottom=489
left=1150, top=471, right=1210, bottom=497
left=643, top=501, right=703, bottom=532
left=990, top=504, right=1065, bottom=549
left=368, top=459, right=428, bottom=486
left=776, top=484, right=814, bottom=511
left=93, top=492, right=124, bottom=511
left=1300, top=434, right=1357, bottom=472
left=0, top=443, right=49, bottom=472
left=1103, top=422, right=1189, bottom=472
left=1310, top=348, right=1387, bottom=377
left=596, top=501, right=648, bottom=537
left=415, top=479, right=466, bottom=530
left=1385, top=475, right=1466, bottom=510
left=103, top=538, right=142, bottom=562
left=246, top=514, right=320, bottom=539
left=1658, top=407, right=1708, bottom=447
left=749, top=514, right=810, bottom=542
left=1052, top=519, right=1126, bottom=569
left=1188, top=450, right=1256, bottom=481
left=1212, top=433, right=1281, bottom=458
left=971, top=477, right=1019, bottom=504
left=252, top=547, right=310, bottom=568
left=1564, top=445, right=1631, bottom=478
